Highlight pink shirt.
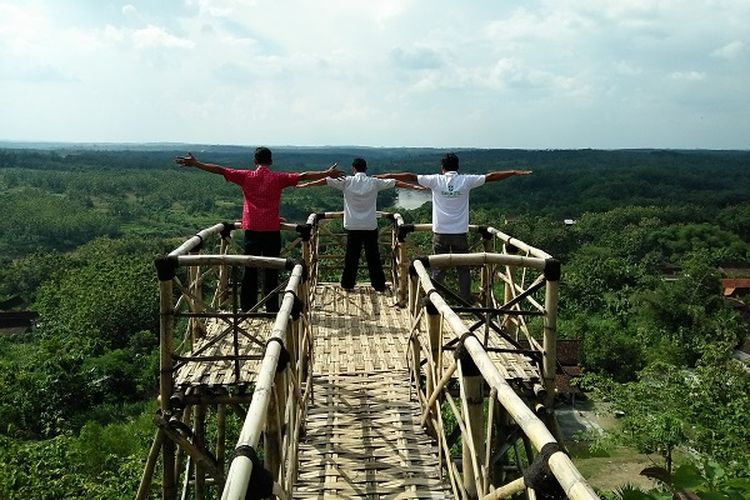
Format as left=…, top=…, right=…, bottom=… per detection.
left=223, top=165, right=300, bottom=231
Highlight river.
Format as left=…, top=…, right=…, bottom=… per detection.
left=394, top=189, right=431, bottom=210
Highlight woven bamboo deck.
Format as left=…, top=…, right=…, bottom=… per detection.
left=173, top=317, right=268, bottom=389
left=296, top=284, right=451, bottom=498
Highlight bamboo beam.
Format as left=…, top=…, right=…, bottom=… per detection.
left=176, top=254, right=290, bottom=269
left=482, top=477, right=526, bottom=500
left=135, top=429, right=166, bottom=500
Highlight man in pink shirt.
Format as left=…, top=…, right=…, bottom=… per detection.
left=176, top=147, right=342, bottom=312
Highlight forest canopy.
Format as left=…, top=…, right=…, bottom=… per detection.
left=0, top=145, right=748, bottom=498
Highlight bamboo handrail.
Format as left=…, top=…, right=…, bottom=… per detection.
left=425, top=252, right=547, bottom=271
left=169, top=222, right=230, bottom=257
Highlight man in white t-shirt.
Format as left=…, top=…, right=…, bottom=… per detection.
left=299, top=158, right=423, bottom=292
left=379, top=152, right=532, bottom=302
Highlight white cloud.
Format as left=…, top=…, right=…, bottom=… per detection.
left=670, top=71, right=706, bottom=81
left=122, top=4, right=137, bottom=16
left=131, top=25, right=194, bottom=50
left=712, top=40, right=744, bottom=59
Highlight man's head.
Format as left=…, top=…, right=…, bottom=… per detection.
left=441, top=152, right=459, bottom=172
left=254, top=146, right=273, bottom=166
left=352, top=157, right=367, bottom=173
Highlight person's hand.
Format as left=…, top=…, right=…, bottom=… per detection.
left=175, top=152, right=198, bottom=167
left=514, top=170, right=532, bottom=175
left=327, top=163, right=344, bottom=178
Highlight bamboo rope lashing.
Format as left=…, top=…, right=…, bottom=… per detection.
left=221, top=264, right=305, bottom=500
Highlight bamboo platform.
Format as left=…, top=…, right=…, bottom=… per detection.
left=173, top=317, right=269, bottom=389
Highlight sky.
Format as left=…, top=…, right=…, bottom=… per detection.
left=0, top=0, right=748, bottom=149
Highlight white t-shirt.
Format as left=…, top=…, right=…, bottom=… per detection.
left=326, top=173, right=396, bottom=230
left=417, top=171, right=486, bottom=234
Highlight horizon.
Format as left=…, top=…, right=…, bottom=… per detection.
left=1, top=140, right=749, bottom=153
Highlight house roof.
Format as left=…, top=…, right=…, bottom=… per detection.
left=722, top=278, right=750, bottom=296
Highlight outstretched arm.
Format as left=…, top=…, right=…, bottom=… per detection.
left=485, top=169, right=532, bottom=183
left=395, top=180, right=426, bottom=190
left=298, top=163, right=344, bottom=182
left=297, top=178, right=328, bottom=189
left=377, top=172, right=418, bottom=182
left=175, top=153, right=226, bottom=175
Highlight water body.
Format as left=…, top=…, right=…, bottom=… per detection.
left=394, top=189, right=431, bottom=210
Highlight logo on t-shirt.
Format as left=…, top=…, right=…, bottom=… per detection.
left=441, top=183, right=462, bottom=198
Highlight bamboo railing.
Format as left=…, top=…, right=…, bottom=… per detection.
left=139, top=215, right=598, bottom=500
left=138, top=222, right=314, bottom=500
left=405, top=252, right=598, bottom=499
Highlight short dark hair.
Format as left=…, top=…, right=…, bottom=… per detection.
left=254, top=146, right=273, bottom=165
left=352, top=157, right=367, bottom=172
left=441, top=152, right=459, bottom=171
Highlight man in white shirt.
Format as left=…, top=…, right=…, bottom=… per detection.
left=379, top=152, right=532, bottom=302
left=299, top=158, right=423, bottom=292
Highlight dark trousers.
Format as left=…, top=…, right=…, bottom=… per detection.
left=432, top=232, right=471, bottom=303
left=341, top=229, right=386, bottom=292
left=242, top=230, right=281, bottom=312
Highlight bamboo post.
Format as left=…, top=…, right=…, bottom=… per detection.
left=462, top=357, right=485, bottom=499
left=157, top=270, right=177, bottom=500
left=425, top=300, right=441, bottom=426
left=542, top=260, right=560, bottom=411
left=503, top=247, right=517, bottom=336
left=398, top=242, right=409, bottom=307
left=194, top=401, right=207, bottom=500
left=217, top=403, right=226, bottom=470
left=135, top=429, right=166, bottom=500
left=408, top=272, right=419, bottom=316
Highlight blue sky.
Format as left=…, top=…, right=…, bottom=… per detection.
left=0, top=0, right=748, bottom=148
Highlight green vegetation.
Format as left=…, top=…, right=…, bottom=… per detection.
left=0, top=146, right=748, bottom=498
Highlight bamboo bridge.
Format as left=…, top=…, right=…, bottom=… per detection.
left=136, top=212, right=599, bottom=500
